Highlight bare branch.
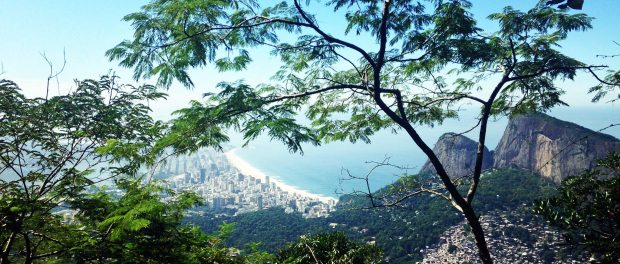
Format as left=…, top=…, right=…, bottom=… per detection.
left=382, top=187, right=454, bottom=209
left=339, top=156, right=415, bottom=208
left=466, top=72, right=510, bottom=204
left=304, top=242, right=322, bottom=264
left=40, top=50, right=67, bottom=101
left=596, top=40, right=620, bottom=59
left=453, top=116, right=483, bottom=137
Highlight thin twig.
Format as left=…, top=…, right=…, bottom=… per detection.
left=40, top=50, right=67, bottom=101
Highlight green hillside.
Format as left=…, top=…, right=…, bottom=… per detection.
left=187, top=169, right=556, bottom=262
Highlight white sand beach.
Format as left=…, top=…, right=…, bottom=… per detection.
left=224, top=148, right=337, bottom=204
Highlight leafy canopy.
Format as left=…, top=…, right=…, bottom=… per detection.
left=68, top=180, right=257, bottom=264
left=108, top=0, right=594, bottom=153
left=0, top=76, right=166, bottom=263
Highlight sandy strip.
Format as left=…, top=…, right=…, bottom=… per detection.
left=224, top=148, right=337, bottom=204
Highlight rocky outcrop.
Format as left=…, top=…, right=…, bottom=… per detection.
left=419, top=113, right=619, bottom=183
left=493, top=112, right=620, bottom=183
left=419, top=133, right=493, bottom=178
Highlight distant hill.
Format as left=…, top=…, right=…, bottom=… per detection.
left=419, top=132, right=493, bottom=178
left=493, top=112, right=620, bottom=183
left=420, top=112, right=620, bottom=183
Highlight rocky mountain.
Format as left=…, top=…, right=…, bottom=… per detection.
left=493, top=113, right=620, bottom=183
left=419, top=133, right=493, bottom=178
left=420, top=113, right=620, bottom=183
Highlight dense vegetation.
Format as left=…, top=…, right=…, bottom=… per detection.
left=276, top=232, right=382, bottom=264
left=0, top=79, right=378, bottom=264
left=0, top=77, right=166, bottom=263
left=189, top=168, right=556, bottom=262
left=106, top=0, right=614, bottom=261
left=188, top=208, right=326, bottom=251
left=535, top=152, right=620, bottom=262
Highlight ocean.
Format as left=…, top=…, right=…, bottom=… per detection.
left=234, top=106, right=620, bottom=198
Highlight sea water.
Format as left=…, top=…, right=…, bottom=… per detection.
left=234, top=106, right=620, bottom=198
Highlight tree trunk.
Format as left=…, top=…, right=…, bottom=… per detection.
left=23, top=231, right=33, bottom=264
left=462, top=205, right=493, bottom=263
left=0, top=231, right=16, bottom=264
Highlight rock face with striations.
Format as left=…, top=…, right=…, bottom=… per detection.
left=419, top=133, right=493, bottom=178
left=493, top=112, right=620, bottom=183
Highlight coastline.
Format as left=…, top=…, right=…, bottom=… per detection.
left=224, top=148, right=337, bottom=204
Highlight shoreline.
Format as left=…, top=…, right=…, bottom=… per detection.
left=224, top=148, right=337, bottom=204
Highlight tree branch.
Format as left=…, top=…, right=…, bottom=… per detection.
left=508, top=65, right=607, bottom=82
left=466, top=73, right=511, bottom=204
left=292, top=0, right=376, bottom=69
left=376, top=0, right=392, bottom=69
left=587, top=67, right=619, bottom=86
left=151, top=16, right=311, bottom=49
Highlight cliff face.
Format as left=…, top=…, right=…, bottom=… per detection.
left=493, top=113, right=620, bottom=183
left=419, top=133, right=493, bottom=178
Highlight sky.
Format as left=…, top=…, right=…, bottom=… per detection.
left=1, top=0, right=619, bottom=122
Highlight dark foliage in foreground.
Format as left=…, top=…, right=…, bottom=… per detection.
left=276, top=232, right=382, bottom=264
left=535, top=152, right=620, bottom=262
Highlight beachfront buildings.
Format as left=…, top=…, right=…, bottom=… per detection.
left=154, top=149, right=337, bottom=218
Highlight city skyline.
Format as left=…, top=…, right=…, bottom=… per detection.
left=151, top=148, right=335, bottom=218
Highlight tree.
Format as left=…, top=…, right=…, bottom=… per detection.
left=67, top=180, right=258, bottom=264
left=107, top=1, right=605, bottom=262
left=0, top=76, right=165, bottom=263
left=534, top=152, right=620, bottom=262
left=1, top=76, right=374, bottom=264
left=0, top=77, right=275, bottom=263
left=276, top=232, right=382, bottom=264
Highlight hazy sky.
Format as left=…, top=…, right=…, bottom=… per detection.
left=1, top=0, right=619, bottom=121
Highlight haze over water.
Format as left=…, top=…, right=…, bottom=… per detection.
left=234, top=106, right=620, bottom=198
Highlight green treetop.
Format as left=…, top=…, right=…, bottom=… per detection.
left=0, top=76, right=166, bottom=263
